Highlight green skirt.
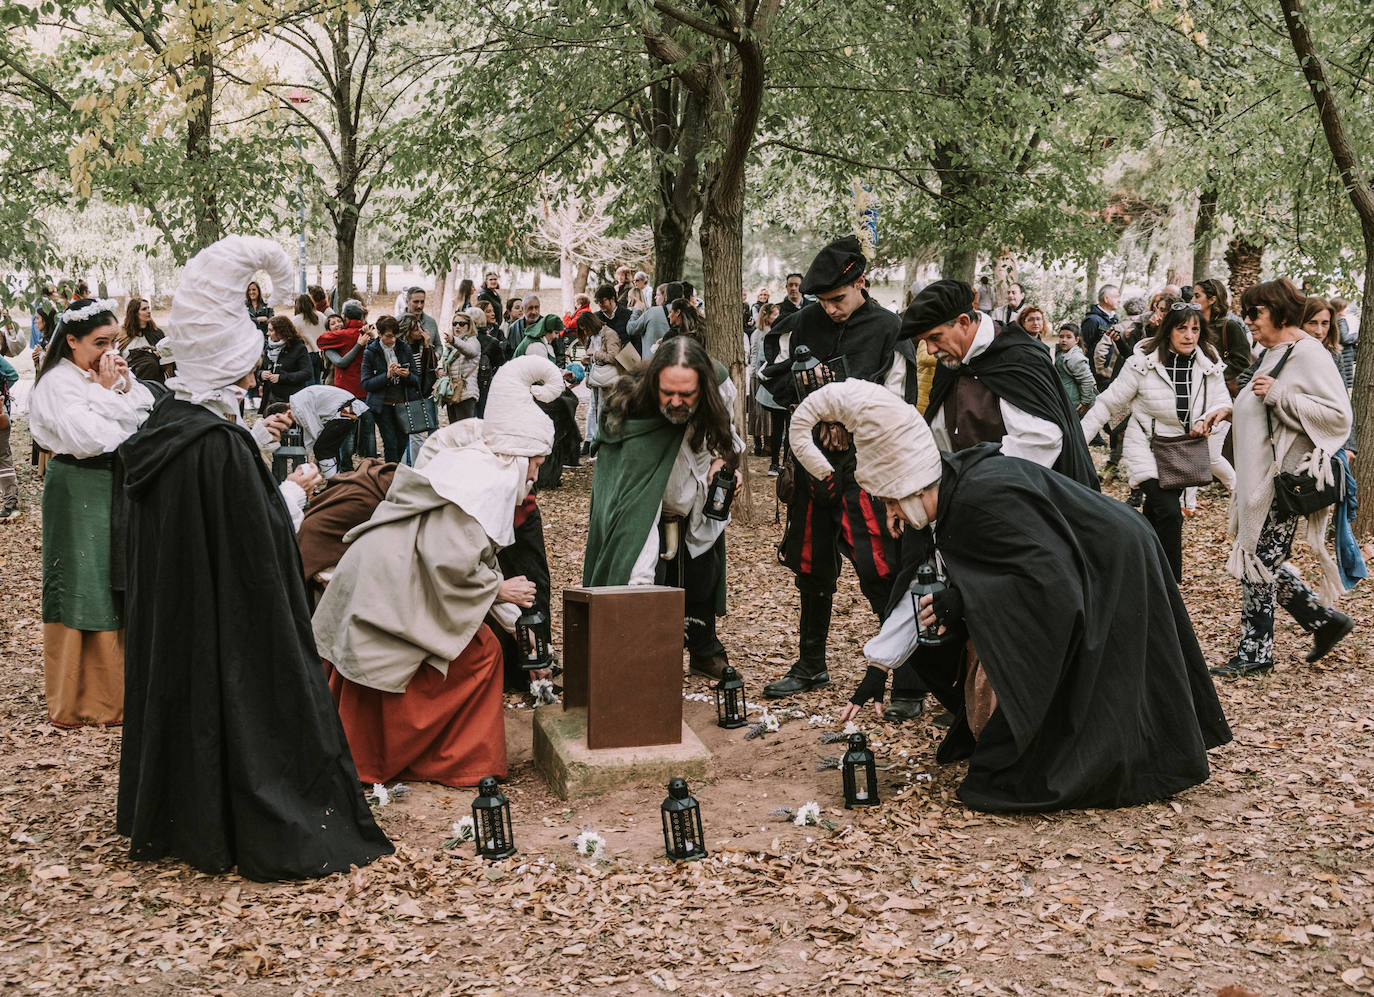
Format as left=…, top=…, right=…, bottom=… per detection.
left=42, top=459, right=121, bottom=631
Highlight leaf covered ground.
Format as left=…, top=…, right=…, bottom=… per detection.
left=1, top=420, right=1372, bottom=996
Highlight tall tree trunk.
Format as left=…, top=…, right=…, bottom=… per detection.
left=573, top=262, right=591, bottom=297
left=186, top=0, right=219, bottom=253
left=335, top=208, right=358, bottom=303
left=1085, top=256, right=1100, bottom=311
left=1192, top=187, right=1218, bottom=282
left=377, top=258, right=388, bottom=295
left=941, top=245, right=977, bottom=283
left=559, top=253, right=574, bottom=314
left=1279, top=0, right=1374, bottom=526
left=1224, top=236, right=1264, bottom=303
left=647, top=76, right=704, bottom=284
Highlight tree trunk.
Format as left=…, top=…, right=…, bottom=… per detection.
left=559, top=253, right=575, bottom=315
left=377, top=258, right=388, bottom=295
left=1192, top=187, right=1218, bottom=282
left=1085, top=256, right=1100, bottom=310
left=186, top=0, right=219, bottom=253
left=574, top=262, right=591, bottom=297
left=941, top=245, right=977, bottom=283
left=1224, top=236, right=1265, bottom=303
left=647, top=76, right=705, bottom=284
left=335, top=207, right=358, bottom=302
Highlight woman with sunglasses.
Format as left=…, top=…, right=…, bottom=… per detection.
left=1197, top=279, right=1354, bottom=677
left=1080, top=301, right=1232, bottom=582
left=435, top=308, right=482, bottom=423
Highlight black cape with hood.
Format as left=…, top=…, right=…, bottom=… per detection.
left=909, top=444, right=1230, bottom=812
left=117, top=396, right=392, bottom=881
left=925, top=326, right=1100, bottom=490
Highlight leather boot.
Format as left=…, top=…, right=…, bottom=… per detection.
left=763, top=592, right=832, bottom=697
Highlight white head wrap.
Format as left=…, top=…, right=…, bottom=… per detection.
left=482, top=355, right=564, bottom=457
left=789, top=381, right=943, bottom=503
left=165, top=235, right=294, bottom=402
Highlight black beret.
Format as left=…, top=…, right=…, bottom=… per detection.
left=900, top=280, right=976, bottom=339
left=800, top=235, right=866, bottom=295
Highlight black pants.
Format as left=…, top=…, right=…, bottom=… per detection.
left=766, top=407, right=786, bottom=462
left=374, top=406, right=407, bottom=463
left=1139, top=478, right=1183, bottom=582
left=657, top=529, right=726, bottom=659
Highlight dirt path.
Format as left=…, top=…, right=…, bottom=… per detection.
left=1, top=421, right=1371, bottom=995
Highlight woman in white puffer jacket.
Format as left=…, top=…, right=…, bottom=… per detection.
left=1081, top=302, right=1233, bottom=582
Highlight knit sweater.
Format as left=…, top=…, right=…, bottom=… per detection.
left=1227, top=335, right=1352, bottom=604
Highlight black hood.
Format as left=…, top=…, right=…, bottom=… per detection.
left=120, top=396, right=255, bottom=500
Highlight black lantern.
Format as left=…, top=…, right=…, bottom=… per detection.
left=661, top=778, right=707, bottom=861
left=842, top=732, right=880, bottom=808
left=714, top=665, right=747, bottom=729
left=472, top=776, right=516, bottom=859
left=790, top=345, right=833, bottom=401
left=908, top=560, right=957, bottom=647
left=272, top=424, right=308, bottom=483
left=703, top=467, right=736, bottom=522
left=515, top=605, right=550, bottom=670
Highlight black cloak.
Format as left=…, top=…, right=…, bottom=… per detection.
left=910, top=445, right=1230, bottom=812
left=925, top=327, right=1100, bottom=490
left=117, top=397, right=393, bottom=881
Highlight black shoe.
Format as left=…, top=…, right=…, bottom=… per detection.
left=883, top=697, right=925, bottom=722
left=932, top=710, right=955, bottom=729
left=767, top=464, right=780, bottom=477
left=1128, top=487, right=1143, bottom=509
left=1306, top=612, right=1355, bottom=663
left=1209, top=656, right=1273, bottom=678
left=689, top=653, right=730, bottom=681
left=763, top=667, right=830, bottom=698
left=579, top=442, right=590, bottom=457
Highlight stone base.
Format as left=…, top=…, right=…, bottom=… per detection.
left=533, top=706, right=713, bottom=801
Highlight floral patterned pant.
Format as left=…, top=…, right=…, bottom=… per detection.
left=1236, top=511, right=1338, bottom=665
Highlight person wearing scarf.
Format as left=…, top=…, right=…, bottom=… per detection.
left=790, top=380, right=1231, bottom=812
left=117, top=236, right=392, bottom=881
left=311, top=357, right=563, bottom=787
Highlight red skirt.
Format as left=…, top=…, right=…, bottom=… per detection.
left=325, top=624, right=506, bottom=787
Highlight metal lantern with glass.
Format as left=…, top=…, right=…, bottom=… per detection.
left=714, top=665, right=747, bottom=729
left=908, top=560, right=957, bottom=647
left=841, top=732, right=880, bottom=808
left=515, top=605, right=550, bottom=670
left=471, top=776, right=517, bottom=859
left=272, top=425, right=308, bottom=484
left=703, top=466, right=736, bottom=522
left=789, top=344, right=837, bottom=402
left=660, top=777, right=707, bottom=861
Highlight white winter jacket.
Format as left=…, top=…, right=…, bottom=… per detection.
left=1080, top=344, right=1234, bottom=489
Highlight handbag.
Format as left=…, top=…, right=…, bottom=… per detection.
left=396, top=384, right=439, bottom=435
left=1148, top=371, right=1211, bottom=490
left=587, top=362, right=618, bottom=389
left=1264, top=344, right=1344, bottom=518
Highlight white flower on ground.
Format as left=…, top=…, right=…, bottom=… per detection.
left=761, top=711, right=780, bottom=733
left=452, top=817, right=475, bottom=842
left=371, top=783, right=389, bottom=806
left=573, top=830, right=606, bottom=860
left=842, top=720, right=860, bottom=736
left=529, top=678, right=557, bottom=706
left=794, top=802, right=821, bottom=827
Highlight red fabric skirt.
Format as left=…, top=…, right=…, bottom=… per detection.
left=325, top=624, right=506, bottom=787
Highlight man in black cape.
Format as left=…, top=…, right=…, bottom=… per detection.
left=117, top=235, right=391, bottom=881
left=791, top=380, right=1231, bottom=812
left=904, top=279, right=1099, bottom=490
left=757, top=236, right=923, bottom=718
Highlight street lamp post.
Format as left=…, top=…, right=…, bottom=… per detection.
left=286, top=88, right=310, bottom=295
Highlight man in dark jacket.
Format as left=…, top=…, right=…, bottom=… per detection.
left=1080, top=285, right=1120, bottom=389
left=757, top=236, right=919, bottom=714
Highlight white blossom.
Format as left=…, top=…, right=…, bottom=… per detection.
left=371, top=783, right=389, bottom=806
left=452, top=817, right=475, bottom=842
left=573, top=830, right=606, bottom=860
left=793, top=801, right=822, bottom=827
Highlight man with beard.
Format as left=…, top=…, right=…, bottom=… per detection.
left=582, top=336, right=741, bottom=679
left=754, top=237, right=925, bottom=719
left=790, top=380, right=1231, bottom=813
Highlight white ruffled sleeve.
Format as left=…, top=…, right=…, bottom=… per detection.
left=28, top=361, right=153, bottom=458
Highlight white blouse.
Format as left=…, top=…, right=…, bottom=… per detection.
left=28, top=358, right=154, bottom=458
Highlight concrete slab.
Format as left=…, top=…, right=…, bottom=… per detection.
left=533, top=706, right=713, bottom=801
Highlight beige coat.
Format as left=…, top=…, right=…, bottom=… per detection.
left=312, top=464, right=502, bottom=693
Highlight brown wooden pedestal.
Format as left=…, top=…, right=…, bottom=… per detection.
left=561, top=585, right=685, bottom=749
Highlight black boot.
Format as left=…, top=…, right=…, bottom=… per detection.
left=1306, top=611, right=1355, bottom=663
left=764, top=592, right=832, bottom=697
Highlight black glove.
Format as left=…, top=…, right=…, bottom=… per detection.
left=850, top=665, right=889, bottom=707
left=930, top=585, right=965, bottom=628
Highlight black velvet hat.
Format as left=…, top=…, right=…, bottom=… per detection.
left=899, top=279, right=976, bottom=339
left=800, top=235, right=867, bottom=295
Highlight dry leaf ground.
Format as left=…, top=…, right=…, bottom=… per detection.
left=2, top=415, right=1372, bottom=996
